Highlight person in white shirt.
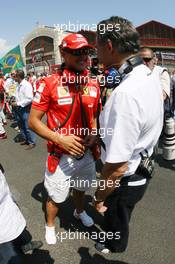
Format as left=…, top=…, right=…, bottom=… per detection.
left=0, top=75, right=7, bottom=139
left=140, top=47, right=170, bottom=101
left=93, top=16, right=163, bottom=254
left=0, top=164, right=43, bottom=263
left=12, top=70, right=36, bottom=150
left=3, top=74, right=14, bottom=95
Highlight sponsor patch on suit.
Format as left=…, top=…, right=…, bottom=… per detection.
left=58, top=98, right=72, bottom=105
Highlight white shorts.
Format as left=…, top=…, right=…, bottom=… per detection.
left=44, top=150, right=96, bottom=203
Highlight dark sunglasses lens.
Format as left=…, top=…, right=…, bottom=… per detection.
left=69, top=49, right=91, bottom=56
left=143, top=57, right=153, bottom=62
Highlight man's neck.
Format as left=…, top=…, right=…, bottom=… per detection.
left=66, top=65, right=83, bottom=75
left=106, top=53, right=136, bottom=70
left=19, top=79, right=24, bottom=84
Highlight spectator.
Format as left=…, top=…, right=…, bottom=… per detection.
left=12, top=70, right=36, bottom=150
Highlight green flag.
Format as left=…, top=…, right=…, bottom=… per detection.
left=0, top=45, right=24, bottom=74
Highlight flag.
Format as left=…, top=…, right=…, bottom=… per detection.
left=0, top=45, right=24, bottom=74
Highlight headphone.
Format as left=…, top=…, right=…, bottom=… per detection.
left=104, top=55, right=143, bottom=89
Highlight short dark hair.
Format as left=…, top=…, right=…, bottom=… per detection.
left=140, top=47, right=154, bottom=57
left=15, top=69, right=25, bottom=79
left=97, top=16, right=140, bottom=54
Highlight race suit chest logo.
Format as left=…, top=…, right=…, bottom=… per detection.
left=82, top=86, right=97, bottom=97
left=57, top=86, right=70, bottom=98
left=82, top=86, right=89, bottom=95
left=89, top=86, right=97, bottom=98
left=58, top=98, right=73, bottom=105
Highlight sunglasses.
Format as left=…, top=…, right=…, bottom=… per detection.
left=64, top=48, right=92, bottom=56
left=142, top=57, right=154, bottom=62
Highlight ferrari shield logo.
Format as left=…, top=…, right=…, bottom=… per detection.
left=83, top=86, right=89, bottom=95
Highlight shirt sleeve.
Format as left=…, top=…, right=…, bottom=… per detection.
left=32, top=80, right=51, bottom=112
left=161, top=70, right=170, bottom=98
left=104, top=91, right=142, bottom=163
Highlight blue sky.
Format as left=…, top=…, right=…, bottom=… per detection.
left=0, top=0, right=174, bottom=56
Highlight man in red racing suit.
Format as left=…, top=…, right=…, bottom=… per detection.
left=29, top=33, right=101, bottom=245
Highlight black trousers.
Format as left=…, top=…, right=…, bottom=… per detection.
left=0, top=228, right=32, bottom=264
left=103, top=173, right=149, bottom=253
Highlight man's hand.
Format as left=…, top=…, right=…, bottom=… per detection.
left=93, top=200, right=108, bottom=213
left=56, top=134, right=85, bottom=156
left=84, top=134, right=98, bottom=148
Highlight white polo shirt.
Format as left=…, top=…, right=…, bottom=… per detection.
left=100, top=64, right=163, bottom=176
left=153, top=65, right=170, bottom=98
left=16, top=79, right=33, bottom=108
left=0, top=170, right=26, bottom=244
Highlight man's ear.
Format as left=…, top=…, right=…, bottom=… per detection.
left=59, top=46, right=65, bottom=58
left=106, top=39, right=113, bottom=54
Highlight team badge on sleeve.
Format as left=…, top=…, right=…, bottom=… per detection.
left=33, top=92, right=41, bottom=103
left=37, top=83, right=45, bottom=93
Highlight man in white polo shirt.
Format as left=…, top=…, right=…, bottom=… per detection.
left=12, top=70, right=36, bottom=149
left=93, top=16, right=163, bottom=253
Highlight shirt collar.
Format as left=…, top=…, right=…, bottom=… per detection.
left=19, top=79, right=25, bottom=86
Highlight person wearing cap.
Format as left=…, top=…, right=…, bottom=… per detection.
left=28, top=33, right=101, bottom=245
left=93, top=16, right=163, bottom=254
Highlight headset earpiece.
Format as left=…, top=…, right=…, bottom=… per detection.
left=104, top=68, right=121, bottom=89
left=104, top=55, right=143, bottom=90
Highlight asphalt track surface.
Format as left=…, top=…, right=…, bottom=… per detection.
left=1, top=121, right=175, bottom=264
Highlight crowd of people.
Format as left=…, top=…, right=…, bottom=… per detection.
left=0, top=71, right=50, bottom=145
left=0, top=15, right=175, bottom=263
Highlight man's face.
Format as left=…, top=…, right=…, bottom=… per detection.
left=97, top=39, right=113, bottom=68
left=13, top=74, right=20, bottom=83
left=62, top=49, right=89, bottom=71
left=11, top=72, right=16, bottom=80
left=140, top=50, right=155, bottom=71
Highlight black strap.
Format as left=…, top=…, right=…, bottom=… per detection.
left=79, top=92, right=88, bottom=130
left=59, top=95, right=75, bottom=129
left=50, top=95, right=75, bottom=131
left=96, top=102, right=106, bottom=151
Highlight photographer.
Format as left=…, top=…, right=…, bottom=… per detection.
left=93, top=16, right=164, bottom=254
